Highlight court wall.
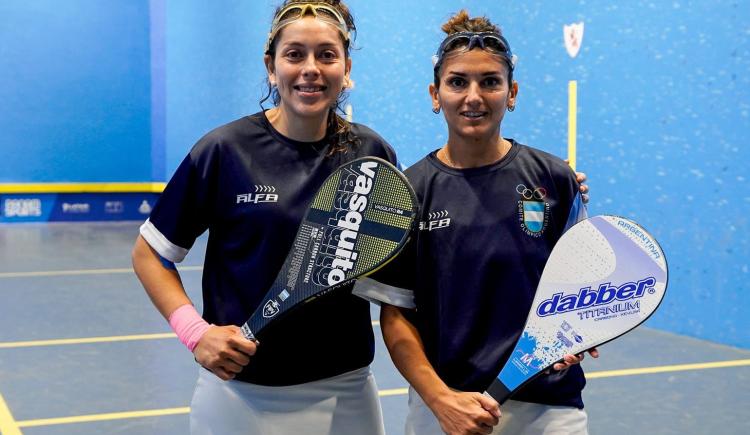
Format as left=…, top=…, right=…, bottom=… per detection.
left=1, top=0, right=748, bottom=348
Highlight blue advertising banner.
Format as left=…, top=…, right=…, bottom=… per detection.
left=0, top=193, right=160, bottom=223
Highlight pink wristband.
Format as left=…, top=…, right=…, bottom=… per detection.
left=168, top=304, right=211, bottom=352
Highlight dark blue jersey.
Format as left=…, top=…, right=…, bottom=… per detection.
left=141, top=111, right=398, bottom=386
left=355, top=141, right=587, bottom=408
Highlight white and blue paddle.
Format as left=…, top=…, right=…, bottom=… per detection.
left=487, top=215, right=668, bottom=402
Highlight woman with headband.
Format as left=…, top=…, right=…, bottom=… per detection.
left=132, top=2, right=396, bottom=434
left=355, top=10, right=597, bottom=435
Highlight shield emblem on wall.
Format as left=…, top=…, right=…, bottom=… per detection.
left=523, top=201, right=545, bottom=233
left=563, top=22, right=584, bottom=58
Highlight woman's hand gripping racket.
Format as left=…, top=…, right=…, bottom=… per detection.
left=487, top=215, right=668, bottom=403
left=241, top=157, right=418, bottom=341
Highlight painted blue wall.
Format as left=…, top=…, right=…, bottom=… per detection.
left=0, top=1, right=747, bottom=348
left=0, top=1, right=153, bottom=182
left=164, top=0, right=748, bottom=349
left=164, top=1, right=270, bottom=174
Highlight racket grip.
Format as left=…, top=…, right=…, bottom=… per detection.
left=240, top=323, right=256, bottom=342
left=486, top=379, right=512, bottom=404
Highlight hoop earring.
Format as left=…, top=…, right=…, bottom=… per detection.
left=507, top=105, right=515, bottom=112
left=432, top=107, right=441, bottom=114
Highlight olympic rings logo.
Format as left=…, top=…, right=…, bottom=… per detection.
left=516, top=184, right=547, bottom=200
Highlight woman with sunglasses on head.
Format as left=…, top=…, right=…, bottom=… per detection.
left=354, top=10, right=596, bottom=435
left=131, top=2, right=397, bottom=434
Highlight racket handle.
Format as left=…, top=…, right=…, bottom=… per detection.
left=240, top=323, right=256, bottom=342
left=486, top=379, right=512, bottom=404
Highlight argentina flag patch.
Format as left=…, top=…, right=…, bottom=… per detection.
left=516, top=184, right=550, bottom=237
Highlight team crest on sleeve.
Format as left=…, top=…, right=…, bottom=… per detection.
left=516, top=184, right=550, bottom=237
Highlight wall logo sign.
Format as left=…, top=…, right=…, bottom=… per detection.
left=62, top=202, right=90, bottom=214
left=563, top=22, right=584, bottom=58
left=3, top=198, right=42, bottom=217
left=138, top=200, right=152, bottom=214
left=105, top=201, right=124, bottom=214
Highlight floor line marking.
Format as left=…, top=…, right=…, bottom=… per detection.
left=0, top=390, right=22, bottom=435
left=10, top=359, right=750, bottom=428
left=0, top=333, right=177, bottom=349
left=16, top=407, right=190, bottom=428
left=0, top=323, right=380, bottom=349
left=0, top=266, right=202, bottom=279
left=585, top=358, right=750, bottom=378
left=379, top=387, right=408, bottom=397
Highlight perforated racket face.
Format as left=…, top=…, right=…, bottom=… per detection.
left=241, top=157, right=418, bottom=340
left=490, top=215, right=668, bottom=401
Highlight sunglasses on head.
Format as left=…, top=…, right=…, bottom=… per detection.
left=432, top=32, right=516, bottom=71
left=265, top=2, right=350, bottom=53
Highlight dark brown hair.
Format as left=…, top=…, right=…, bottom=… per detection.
left=441, top=9, right=500, bottom=34
left=434, top=10, right=512, bottom=87
left=261, top=0, right=359, bottom=155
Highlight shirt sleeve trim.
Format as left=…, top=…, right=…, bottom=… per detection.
left=139, top=219, right=189, bottom=263
left=564, top=191, right=588, bottom=233
left=352, top=277, right=416, bottom=308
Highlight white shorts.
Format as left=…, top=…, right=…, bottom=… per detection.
left=405, top=386, right=588, bottom=435
left=190, top=366, right=385, bottom=435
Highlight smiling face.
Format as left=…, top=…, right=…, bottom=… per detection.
left=265, top=17, right=351, bottom=123
left=430, top=49, right=518, bottom=143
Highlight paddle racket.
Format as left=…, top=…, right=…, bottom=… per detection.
left=241, top=156, right=418, bottom=341
left=487, top=215, right=668, bottom=403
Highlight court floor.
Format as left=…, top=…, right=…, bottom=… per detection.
left=0, top=222, right=748, bottom=435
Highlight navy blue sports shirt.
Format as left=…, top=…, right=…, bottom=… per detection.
left=355, top=141, right=588, bottom=408
left=141, top=111, right=398, bottom=386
